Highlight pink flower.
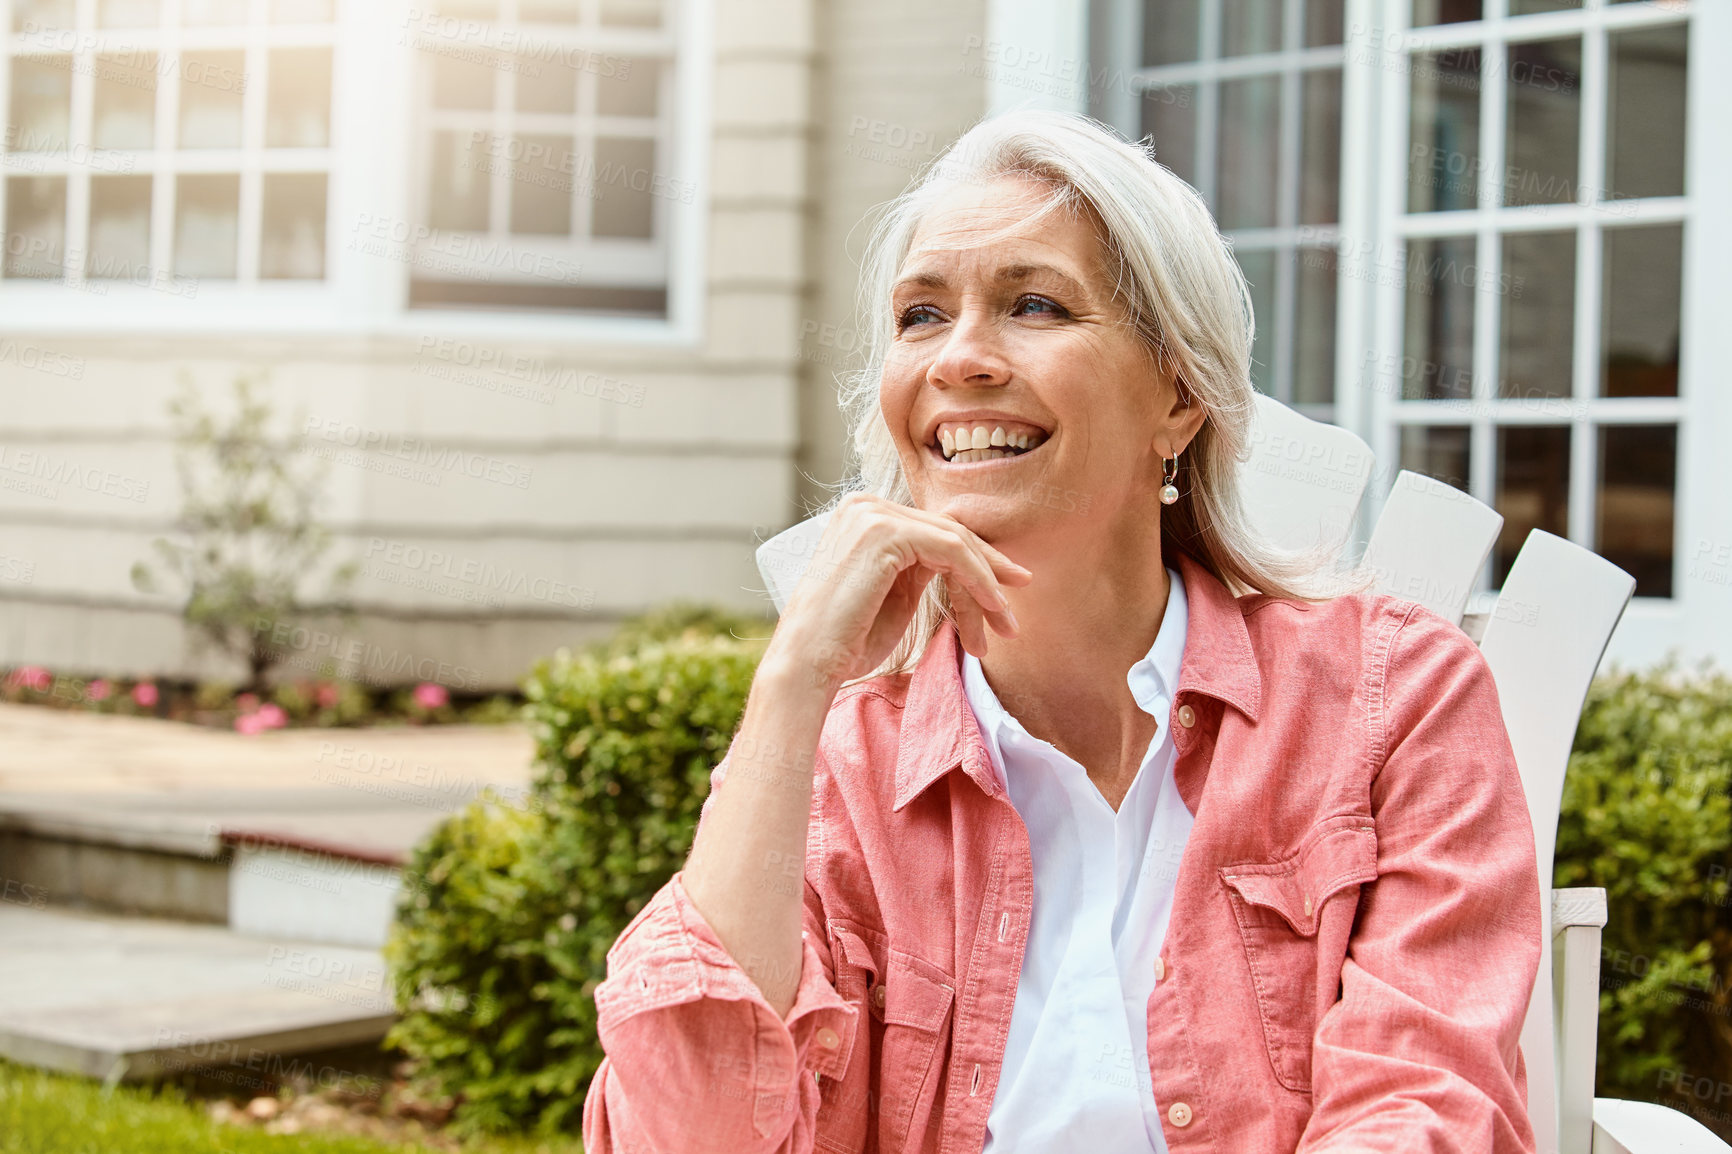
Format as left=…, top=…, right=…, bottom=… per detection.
left=315, top=683, right=340, bottom=709
left=9, top=666, right=52, bottom=692
left=255, top=703, right=288, bottom=730
left=131, top=681, right=159, bottom=708
left=236, top=693, right=260, bottom=713
left=87, top=679, right=112, bottom=701
left=412, top=682, right=449, bottom=710
left=235, top=712, right=268, bottom=735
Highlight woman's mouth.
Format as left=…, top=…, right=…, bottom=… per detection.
left=932, top=421, right=1050, bottom=464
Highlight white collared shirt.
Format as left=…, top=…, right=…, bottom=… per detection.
left=968, top=567, right=1191, bottom=1154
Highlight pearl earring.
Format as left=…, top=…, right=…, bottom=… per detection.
left=1160, top=454, right=1181, bottom=505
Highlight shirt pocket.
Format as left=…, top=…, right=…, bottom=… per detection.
left=1218, top=816, right=1378, bottom=1093
left=818, top=921, right=956, bottom=1154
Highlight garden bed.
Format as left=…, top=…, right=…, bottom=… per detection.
left=0, top=667, right=522, bottom=734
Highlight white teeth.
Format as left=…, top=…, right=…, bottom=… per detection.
left=1012, top=433, right=1027, bottom=449
left=940, top=429, right=955, bottom=456
left=990, top=426, right=1007, bottom=447
left=970, top=427, right=991, bottom=450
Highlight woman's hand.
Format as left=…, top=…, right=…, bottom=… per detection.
left=768, top=493, right=1033, bottom=692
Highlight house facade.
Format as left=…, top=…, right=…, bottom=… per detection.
left=0, top=0, right=1723, bottom=688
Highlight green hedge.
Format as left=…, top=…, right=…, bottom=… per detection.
left=385, top=608, right=763, bottom=1135
left=389, top=614, right=1730, bottom=1137
left=1553, top=662, right=1732, bottom=1133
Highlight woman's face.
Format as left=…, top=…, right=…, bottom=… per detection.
left=880, top=174, right=1196, bottom=556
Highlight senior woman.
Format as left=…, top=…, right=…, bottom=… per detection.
left=582, top=111, right=1542, bottom=1154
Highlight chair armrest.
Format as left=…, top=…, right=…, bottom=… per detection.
left=1555, top=886, right=1609, bottom=930
left=1594, top=1098, right=1732, bottom=1152
left=1556, top=887, right=1609, bottom=1154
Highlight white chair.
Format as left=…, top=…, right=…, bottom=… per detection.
left=754, top=396, right=1732, bottom=1154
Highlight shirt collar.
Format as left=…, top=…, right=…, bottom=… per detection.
left=960, top=566, right=1187, bottom=783
left=893, top=548, right=1262, bottom=813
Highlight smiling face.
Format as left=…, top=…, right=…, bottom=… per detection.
left=880, top=173, right=1197, bottom=559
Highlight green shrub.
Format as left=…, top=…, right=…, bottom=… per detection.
left=1554, top=662, right=1732, bottom=1127
left=386, top=616, right=763, bottom=1135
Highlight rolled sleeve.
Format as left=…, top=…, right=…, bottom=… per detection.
left=1299, top=606, right=1543, bottom=1153
left=583, top=870, right=857, bottom=1154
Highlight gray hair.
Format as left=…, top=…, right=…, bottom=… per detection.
left=830, top=110, right=1362, bottom=677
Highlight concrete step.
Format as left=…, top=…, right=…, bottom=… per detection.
left=0, top=905, right=395, bottom=1083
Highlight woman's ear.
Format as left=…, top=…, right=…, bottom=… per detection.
left=1158, top=377, right=1207, bottom=457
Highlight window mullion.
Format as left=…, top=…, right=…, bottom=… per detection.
left=1197, top=0, right=1221, bottom=207
left=236, top=31, right=267, bottom=281
left=1570, top=22, right=1609, bottom=550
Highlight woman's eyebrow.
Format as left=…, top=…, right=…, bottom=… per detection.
left=996, top=262, right=1090, bottom=299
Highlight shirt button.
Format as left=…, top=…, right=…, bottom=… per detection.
left=871, top=983, right=886, bottom=1009
left=1168, top=1101, right=1193, bottom=1128
left=816, top=1027, right=840, bottom=1050
left=1153, top=956, right=1166, bottom=981
left=1176, top=704, right=1196, bottom=729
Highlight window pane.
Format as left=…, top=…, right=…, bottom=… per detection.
left=260, top=173, right=326, bottom=278
left=99, top=0, right=159, bottom=28
left=1494, top=425, right=1570, bottom=585
left=1511, top=0, right=1578, bottom=13
left=592, top=138, right=656, bottom=239
left=175, top=173, right=239, bottom=278
left=1402, top=235, right=1476, bottom=399
left=1305, top=0, right=1345, bottom=48
left=183, top=0, right=248, bottom=23
left=429, top=131, right=492, bottom=231
left=1499, top=230, right=1575, bottom=400
left=1408, top=49, right=1480, bottom=213
left=3, top=176, right=66, bottom=278
left=1141, top=86, right=1197, bottom=188
left=510, top=135, right=575, bottom=235
left=599, top=60, right=660, bottom=118
left=270, top=0, right=333, bottom=21
left=1217, top=75, right=1280, bottom=230
left=9, top=58, right=72, bottom=153
left=1601, top=224, right=1681, bottom=398
left=180, top=51, right=247, bottom=148
left=522, top=0, right=580, bottom=23
left=1223, top=0, right=1282, bottom=57
left=94, top=54, right=158, bottom=150
left=87, top=175, right=152, bottom=279
left=1597, top=425, right=1675, bottom=597
left=1295, top=247, right=1337, bottom=405
left=1237, top=249, right=1277, bottom=396
left=13, top=1, right=74, bottom=32
left=1412, top=0, right=1481, bottom=24
left=267, top=48, right=332, bottom=147
left=1300, top=69, right=1341, bottom=225
left=517, top=55, right=579, bottom=115
left=1503, top=38, right=1580, bottom=207
left=1143, top=0, right=1201, bottom=66
left=1400, top=426, right=1472, bottom=492
left=432, top=51, right=497, bottom=111
left=600, top=0, right=661, bottom=28
left=1607, top=24, right=1687, bottom=201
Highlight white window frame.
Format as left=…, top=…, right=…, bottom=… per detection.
left=1359, top=0, right=1695, bottom=619
left=0, top=0, right=712, bottom=345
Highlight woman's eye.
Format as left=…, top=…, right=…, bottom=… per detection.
left=898, top=306, right=942, bottom=330
left=1014, top=295, right=1067, bottom=318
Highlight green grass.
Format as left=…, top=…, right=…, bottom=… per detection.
left=0, top=1062, right=583, bottom=1154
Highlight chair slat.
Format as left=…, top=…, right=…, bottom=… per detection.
left=1362, top=470, right=1503, bottom=625
left=1237, top=393, right=1375, bottom=556
left=1480, top=530, right=1635, bottom=1154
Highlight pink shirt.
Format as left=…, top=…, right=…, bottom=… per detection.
left=582, top=549, right=1543, bottom=1154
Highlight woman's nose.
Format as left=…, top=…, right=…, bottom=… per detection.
left=926, top=310, right=1010, bottom=390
